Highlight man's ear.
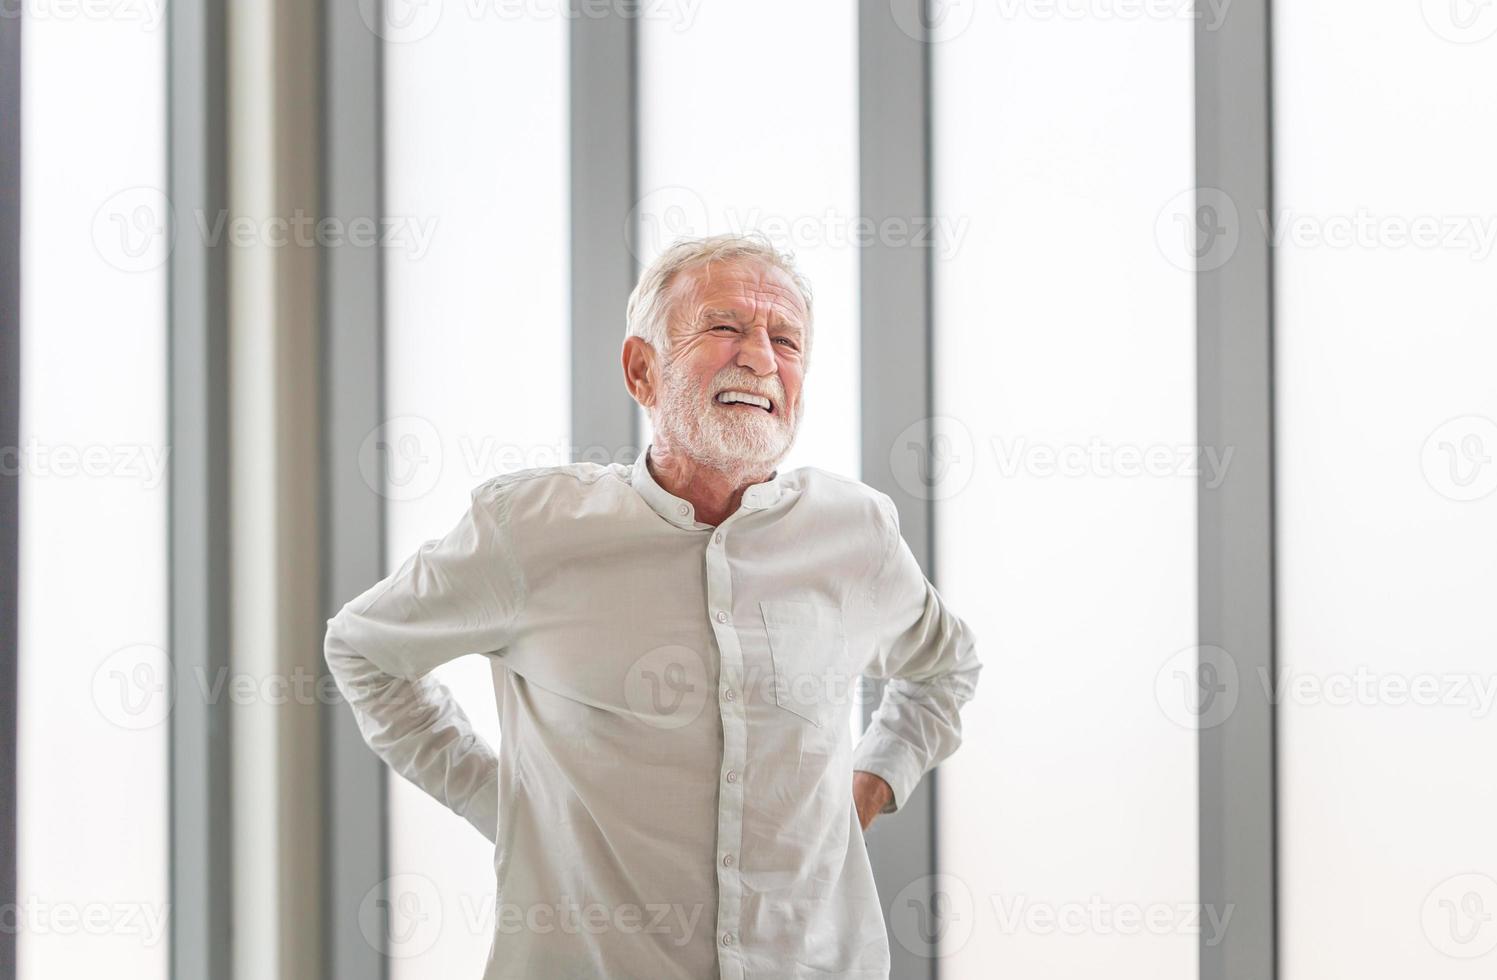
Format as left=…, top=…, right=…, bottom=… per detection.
left=622, top=336, right=657, bottom=409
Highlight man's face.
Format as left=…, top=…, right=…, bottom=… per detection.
left=650, top=258, right=809, bottom=476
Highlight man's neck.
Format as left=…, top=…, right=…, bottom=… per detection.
left=646, top=444, right=773, bottom=527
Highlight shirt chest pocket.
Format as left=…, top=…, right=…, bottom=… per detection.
left=759, top=599, right=849, bottom=730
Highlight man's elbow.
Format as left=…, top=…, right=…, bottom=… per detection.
left=322, top=611, right=362, bottom=682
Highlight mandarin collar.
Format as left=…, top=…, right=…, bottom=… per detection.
left=629, top=444, right=783, bottom=529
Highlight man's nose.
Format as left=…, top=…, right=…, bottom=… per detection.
left=735, top=327, right=776, bottom=376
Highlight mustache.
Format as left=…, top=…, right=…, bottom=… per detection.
left=707, top=371, right=782, bottom=402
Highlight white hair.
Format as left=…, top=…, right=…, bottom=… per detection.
left=624, top=232, right=814, bottom=364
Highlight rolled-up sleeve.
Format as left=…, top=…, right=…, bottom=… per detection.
left=324, top=478, right=526, bottom=843
left=853, top=492, right=981, bottom=814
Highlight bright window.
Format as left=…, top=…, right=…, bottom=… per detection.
left=1274, top=3, right=1497, bottom=976
left=18, top=10, right=170, bottom=978
left=382, top=9, right=570, bottom=974
left=932, top=6, right=1197, bottom=976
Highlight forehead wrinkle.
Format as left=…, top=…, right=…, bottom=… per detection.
left=663, top=258, right=811, bottom=353
left=696, top=258, right=806, bottom=310
left=682, top=291, right=803, bottom=331
left=712, top=283, right=807, bottom=328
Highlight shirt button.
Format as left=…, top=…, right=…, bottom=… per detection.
left=723, top=688, right=736, bottom=702
left=714, top=532, right=723, bottom=544
left=721, top=932, right=736, bottom=947
left=715, top=610, right=728, bottom=624
left=725, top=769, right=738, bottom=784
left=722, top=853, right=735, bottom=867
left=677, top=503, right=689, bottom=516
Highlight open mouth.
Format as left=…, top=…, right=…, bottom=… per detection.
left=714, top=390, right=775, bottom=414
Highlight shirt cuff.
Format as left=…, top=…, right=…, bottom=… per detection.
left=461, top=770, right=501, bottom=845
left=852, top=730, right=926, bottom=815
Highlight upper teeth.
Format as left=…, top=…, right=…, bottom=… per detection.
left=717, top=391, right=772, bottom=411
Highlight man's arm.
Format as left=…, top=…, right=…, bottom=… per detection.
left=852, top=492, right=982, bottom=818
left=323, top=478, right=526, bottom=844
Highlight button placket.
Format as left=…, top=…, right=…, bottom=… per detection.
left=706, top=516, right=746, bottom=977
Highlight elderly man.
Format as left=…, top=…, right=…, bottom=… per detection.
left=325, top=233, right=980, bottom=979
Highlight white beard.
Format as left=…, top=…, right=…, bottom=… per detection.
left=651, top=358, right=802, bottom=486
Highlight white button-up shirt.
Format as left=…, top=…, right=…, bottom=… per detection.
left=325, top=445, right=981, bottom=979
